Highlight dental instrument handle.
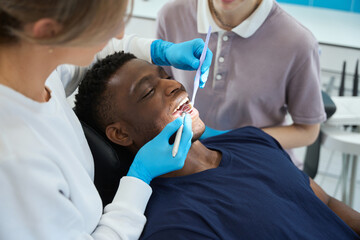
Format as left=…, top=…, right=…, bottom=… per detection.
left=172, top=113, right=186, bottom=157
left=191, top=25, right=212, bottom=106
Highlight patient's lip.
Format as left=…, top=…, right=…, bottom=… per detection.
left=171, top=92, right=189, bottom=114
left=189, top=107, right=199, bottom=120
left=221, top=0, right=235, bottom=4
left=173, top=106, right=199, bottom=121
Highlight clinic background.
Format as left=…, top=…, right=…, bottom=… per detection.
left=278, top=0, right=360, bottom=13
left=66, top=0, right=360, bottom=212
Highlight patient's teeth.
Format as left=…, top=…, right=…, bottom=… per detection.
left=173, top=97, right=191, bottom=113
left=188, top=102, right=193, bottom=109
left=173, top=98, right=185, bottom=113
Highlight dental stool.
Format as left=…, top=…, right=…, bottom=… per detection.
left=80, top=120, right=133, bottom=206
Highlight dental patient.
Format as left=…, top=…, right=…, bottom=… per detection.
left=74, top=52, right=360, bottom=239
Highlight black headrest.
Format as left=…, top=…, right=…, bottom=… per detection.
left=321, top=91, right=336, bottom=119
left=80, top=121, right=133, bottom=206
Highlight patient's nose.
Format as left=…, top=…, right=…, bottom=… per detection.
left=163, top=79, right=181, bottom=96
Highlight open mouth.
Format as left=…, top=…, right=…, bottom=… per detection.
left=172, top=97, right=193, bottom=115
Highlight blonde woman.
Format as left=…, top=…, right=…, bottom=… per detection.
left=0, top=1, right=213, bottom=239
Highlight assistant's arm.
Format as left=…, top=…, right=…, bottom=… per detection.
left=309, top=178, right=360, bottom=235
left=60, top=35, right=212, bottom=97
left=0, top=116, right=193, bottom=240
left=262, top=123, right=320, bottom=149
left=0, top=157, right=151, bottom=240
left=262, top=38, right=325, bottom=150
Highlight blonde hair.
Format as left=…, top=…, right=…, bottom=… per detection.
left=0, top=0, right=132, bottom=46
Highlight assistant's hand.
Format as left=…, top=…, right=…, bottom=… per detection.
left=127, top=114, right=193, bottom=184
left=199, top=126, right=230, bottom=140
left=151, top=39, right=213, bottom=88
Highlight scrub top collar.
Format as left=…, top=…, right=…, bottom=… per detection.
left=197, top=0, right=274, bottom=38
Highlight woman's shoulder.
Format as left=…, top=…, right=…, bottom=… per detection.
left=158, top=0, right=197, bottom=18
left=273, top=4, right=317, bottom=46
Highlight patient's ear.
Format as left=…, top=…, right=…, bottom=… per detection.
left=106, top=122, right=133, bottom=147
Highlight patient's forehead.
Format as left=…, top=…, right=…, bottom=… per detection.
left=122, top=58, right=153, bottom=74
left=114, top=59, right=154, bottom=85
left=107, top=59, right=145, bottom=84
left=106, top=59, right=156, bottom=100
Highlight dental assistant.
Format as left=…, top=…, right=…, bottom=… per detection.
left=0, top=1, right=212, bottom=240
left=157, top=0, right=327, bottom=167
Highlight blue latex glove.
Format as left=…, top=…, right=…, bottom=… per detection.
left=151, top=39, right=213, bottom=88
left=127, top=114, right=193, bottom=184
left=199, top=126, right=230, bottom=140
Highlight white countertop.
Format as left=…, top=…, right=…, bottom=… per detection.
left=326, top=96, right=360, bottom=126
left=133, top=0, right=360, bottom=49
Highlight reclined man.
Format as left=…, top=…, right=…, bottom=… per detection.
left=74, top=51, right=360, bottom=239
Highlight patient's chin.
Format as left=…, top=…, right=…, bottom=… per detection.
left=192, top=121, right=205, bottom=142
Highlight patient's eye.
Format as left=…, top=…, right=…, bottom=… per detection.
left=142, top=88, right=154, bottom=99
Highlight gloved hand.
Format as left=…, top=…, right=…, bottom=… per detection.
left=127, top=114, right=193, bottom=184
left=151, top=39, right=213, bottom=88
left=199, top=126, right=230, bottom=140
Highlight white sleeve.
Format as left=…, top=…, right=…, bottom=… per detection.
left=58, top=35, right=155, bottom=97
left=0, top=158, right=152, bottom=240
left=93, top=177, right=152, bottom=240
left=96, top=35, right=154, bottom=63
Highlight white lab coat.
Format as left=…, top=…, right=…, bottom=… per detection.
left=0, top=35, right=154, bottom=240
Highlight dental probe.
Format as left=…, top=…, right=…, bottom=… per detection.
left=191, top=25, right=212, bottom=107
left=172, top=112, right=186, bottom=157
left=172, top=27, right=211, bottom=157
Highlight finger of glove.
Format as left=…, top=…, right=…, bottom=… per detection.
left=157, top=117, right=184, bottom=141
left=188, top=38, right=206, bottom=70
left=200, top=126, right=231, bottom=140
left=179, top=114, right=193, bottom=147
left=192, top=39, right=205, bottom=58
left=199, top=127, right=209, bottom=140
left=201, top=48, right=213, bottom=74
left=175, top=129, right=193, bottom=169
left=199, top=69, right=209, bottom=88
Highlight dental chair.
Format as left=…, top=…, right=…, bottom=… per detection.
left=303, top=91, right=336, bottom=178
left=80, top=120, right=134, bottom=206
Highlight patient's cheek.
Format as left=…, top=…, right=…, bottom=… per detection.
left=135, top=117, right=168, bottom=141
left=154, top=116, right=171, bottom=132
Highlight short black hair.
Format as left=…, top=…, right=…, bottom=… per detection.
left=74, top=51, right=136, bottom=132
left=74, top=51, right=137, bottom=206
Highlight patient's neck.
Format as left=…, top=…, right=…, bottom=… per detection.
left=161, top=140, right=222, bottom=178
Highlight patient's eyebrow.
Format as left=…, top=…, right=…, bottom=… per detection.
left=130, top=75, right=151, bottom=95
left=158, top=66, right=169, bottom=78
left=157, top=66, right=164, bottom=75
